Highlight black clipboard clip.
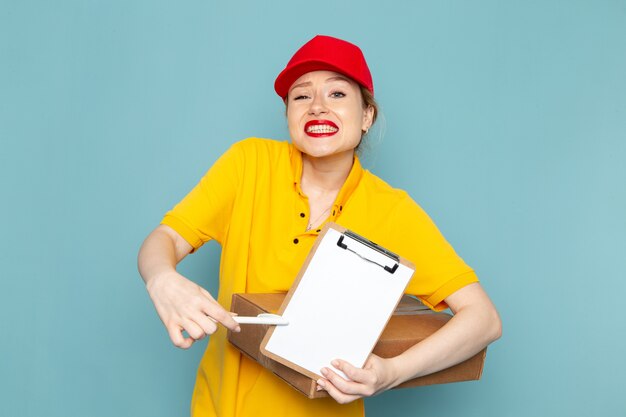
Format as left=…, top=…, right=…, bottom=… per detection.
left=337, top=230, right=399, bottom=274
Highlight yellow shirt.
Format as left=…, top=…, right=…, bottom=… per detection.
left=161, top=138, right=478, bottom=417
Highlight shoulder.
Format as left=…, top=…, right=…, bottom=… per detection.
left=358, top=170, right=414, bottom=207
left=230, top=137, right=290, bottom=157
left=214, top=138, right=295, bottom=184
left=355, top=170, right=434, bottom=230
left=215, top=138, right=290, bottom=171
left=346, top=169, right=427, bottom=225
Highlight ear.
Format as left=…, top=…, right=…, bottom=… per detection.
left=361, top=105, right=374, bottom=132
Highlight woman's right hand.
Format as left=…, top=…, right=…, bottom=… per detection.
left=138, top=225, right=240, bottom=349
left=146, top=271, right=241, bottom=349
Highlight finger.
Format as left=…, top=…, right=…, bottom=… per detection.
left=181, top=319, right=206, bottom=340
left=331, top=359, right=372, bottom=383
left=199, top=286, right=215, bottom=300
left=197, top=287, right=239, bottom=330
left=190, top=312, right=219, bottom=336
left=201, top=300, right=240, bottom=332
left=316, top=378, right=359, bottom=404
left=320, top=367, right=364, bottom=396
left=167, top=324, right=194, bottom=349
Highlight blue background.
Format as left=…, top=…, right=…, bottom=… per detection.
left=1, top=1, right=625, bottom=416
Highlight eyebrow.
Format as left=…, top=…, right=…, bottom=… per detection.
left=289, top=76, right=352, bottom=92
left=326, top=76, right=351, bottom=84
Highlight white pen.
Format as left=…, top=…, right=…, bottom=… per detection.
left=233, top=313, right=289, bottom=326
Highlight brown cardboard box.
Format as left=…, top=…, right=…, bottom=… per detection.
left=228, top=293, right=486, bottom=398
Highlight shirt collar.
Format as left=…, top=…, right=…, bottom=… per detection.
left=289, top=143, right=364, bottom=220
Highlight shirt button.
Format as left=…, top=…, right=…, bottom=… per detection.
left=299, top=212, right=305, bottom=218
left=293, top=238, right=299, bottom=244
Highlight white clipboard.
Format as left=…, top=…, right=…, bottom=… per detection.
left=260, top=223, right=415, bottom=380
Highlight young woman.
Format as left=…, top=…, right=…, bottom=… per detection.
left=138, top=35, right=501, bottom=417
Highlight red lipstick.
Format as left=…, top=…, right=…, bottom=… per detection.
left=304, top=120, right=339, bottom=137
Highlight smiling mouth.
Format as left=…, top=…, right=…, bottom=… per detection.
left=306, top=125, right=338, bottom=134
left=305, top=120, right=339, bottom=137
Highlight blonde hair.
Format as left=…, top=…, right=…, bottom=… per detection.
left=360, top=86, right=378, bottom=127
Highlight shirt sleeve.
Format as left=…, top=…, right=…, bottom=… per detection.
left=161, top=141, right=245, bottom=250
left=390, top=194, right=479, bottom=311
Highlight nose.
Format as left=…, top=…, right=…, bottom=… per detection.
left=308, top=93, right=328, bottom=116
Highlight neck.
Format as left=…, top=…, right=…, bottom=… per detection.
left=300, top=150, right=354, bottom=196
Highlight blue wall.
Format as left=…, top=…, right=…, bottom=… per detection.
left=1, top=1, right=625, bottom=416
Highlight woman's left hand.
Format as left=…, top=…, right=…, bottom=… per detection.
left=316, top=354, right=398, bottom=404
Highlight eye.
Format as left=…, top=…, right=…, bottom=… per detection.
left=292, top=94, right=309, bottom=101
left=330, top=91, right=346, bottom=98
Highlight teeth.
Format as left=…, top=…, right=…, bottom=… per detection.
left=306, top=125, right=338, bottom=134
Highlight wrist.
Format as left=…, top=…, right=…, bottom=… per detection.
left=145, top=269, right=178, bottom=295
left=386, top=354, right=419, bottom=389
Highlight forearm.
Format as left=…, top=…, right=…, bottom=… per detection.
left=137, top=225, right=237, bottom=347
left=137, top=225, right=190, bottom=288
left=388, top=297, right=501, bottom=386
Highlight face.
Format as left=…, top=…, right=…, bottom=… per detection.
left=286, top=70, right=374, bottom=160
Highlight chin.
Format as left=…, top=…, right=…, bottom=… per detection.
left=301, top=147, right=333, bottom=158
left=292, top=135, right=357, bottom=159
